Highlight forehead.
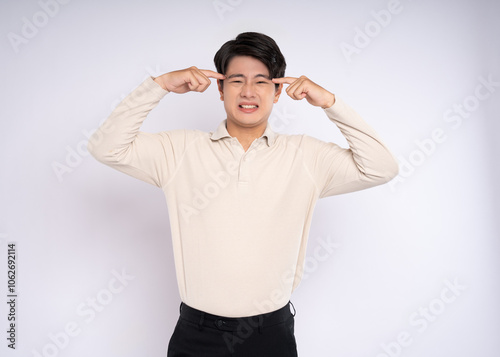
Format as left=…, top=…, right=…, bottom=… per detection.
left=226, top=56, right=270, bottom=76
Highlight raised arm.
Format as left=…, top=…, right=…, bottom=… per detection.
left=87, top=67, right=225, bottom=187
left=272, top=75, right=399, bottom=197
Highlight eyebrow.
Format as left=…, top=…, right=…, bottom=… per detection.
left=226, top=74, right=271, bottom=80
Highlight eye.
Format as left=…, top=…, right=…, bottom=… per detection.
left=230, top=80, right=242, bottom=83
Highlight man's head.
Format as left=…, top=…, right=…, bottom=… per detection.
left=214, top=32, right=286, bottom=91
left=214, top=32, right=286, bottom=130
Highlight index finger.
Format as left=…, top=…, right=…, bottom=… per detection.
left=200, top=69, right=226, bottom=80
left=272, top=77, right=298, bottom=85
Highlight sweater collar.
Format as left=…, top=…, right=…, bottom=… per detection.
left=210, top=119, right=276, bottom=147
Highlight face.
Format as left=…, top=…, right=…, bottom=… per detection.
left=218, top=56, right=282, bottom=130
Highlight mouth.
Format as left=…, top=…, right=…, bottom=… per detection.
left=238, top=103, right=259, bottom=113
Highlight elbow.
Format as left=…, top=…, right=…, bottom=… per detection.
left=362, top=156, right=399, bottom=186
left=385, top=157, right=400, bottom=182
left=376, top=156, right=400, bottom=184
left=87, top=130, right=102, bottom=161
left=86, top=129, right=113, bottom=164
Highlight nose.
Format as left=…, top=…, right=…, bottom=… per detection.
left=240, top=82, right=256, bottom=98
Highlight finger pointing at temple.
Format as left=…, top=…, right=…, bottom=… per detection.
left=272, top=77, right=299, bottom=85
left=200, top=69, right=227, bottom=80
left=272, top=76, right=336, bottom=108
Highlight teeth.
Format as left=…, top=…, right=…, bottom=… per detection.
left=240, top=105, right=257, bottom=109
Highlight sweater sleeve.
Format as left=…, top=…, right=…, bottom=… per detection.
left=87, top=76, right=185, bottom=188
left=302, top=97, right=399, bottom=198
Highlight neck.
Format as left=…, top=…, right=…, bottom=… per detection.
left=226, top=120, right=267, bottom=149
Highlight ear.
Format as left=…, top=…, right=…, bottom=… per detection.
left=273, top=83, right=283, bottom=103
left=217, top=79, right=224, bottom=101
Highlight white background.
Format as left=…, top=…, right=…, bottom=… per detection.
left=1, top=0, right=499, bottom=356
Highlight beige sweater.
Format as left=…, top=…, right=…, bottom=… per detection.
left=88, top=76, right=398, bottom=317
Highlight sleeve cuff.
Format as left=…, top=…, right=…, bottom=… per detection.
left=322, top=96, right=348, bottom=117
left=144, top=76, right=170, bottom=99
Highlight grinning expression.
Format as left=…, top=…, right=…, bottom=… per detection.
left=218, top=56, right=282, bottom=130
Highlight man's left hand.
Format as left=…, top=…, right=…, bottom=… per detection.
left=272, top=76, right=335, bottom=109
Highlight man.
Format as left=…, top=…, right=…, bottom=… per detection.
left=88, top=32, right=398, bottom=356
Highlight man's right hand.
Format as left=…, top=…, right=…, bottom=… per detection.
left=153, top=66, right=225, bottom=93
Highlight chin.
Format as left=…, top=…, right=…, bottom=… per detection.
left=235, top=117, right=265, bottom=127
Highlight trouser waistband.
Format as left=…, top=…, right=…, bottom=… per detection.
left=178, top=301, right=296, bottom=332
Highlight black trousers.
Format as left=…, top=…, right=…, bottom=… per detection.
left=167, top=301, right=298, bottom=357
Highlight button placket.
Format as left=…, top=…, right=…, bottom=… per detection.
left=231, top=138, right=263, bottom=185
left=239, top=146, right=258, bottom=182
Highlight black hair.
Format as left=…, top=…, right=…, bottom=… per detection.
left=214, top=32, right=286, bottom=90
